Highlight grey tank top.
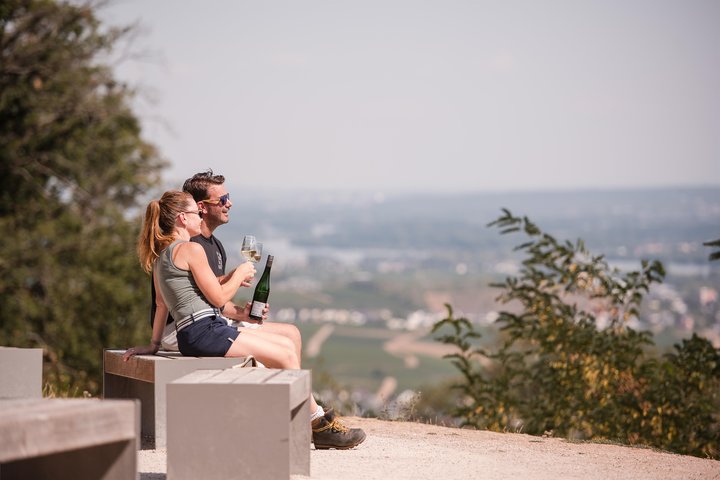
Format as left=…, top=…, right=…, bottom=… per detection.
left=155, top=240, right=215, bottom=321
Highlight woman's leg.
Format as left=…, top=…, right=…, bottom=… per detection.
left=225, top=329, right=297, bottom=367
left=256, top=322, right=302, bottom=364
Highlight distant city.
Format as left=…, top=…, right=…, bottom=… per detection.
left=222, top=186, right=720, bottom=348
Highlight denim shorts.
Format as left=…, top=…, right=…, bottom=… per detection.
left=176, top=315, right=240, bottom=357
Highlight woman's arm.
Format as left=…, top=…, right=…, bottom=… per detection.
left=217, top=267, right=253, bottom=287
left=178, top=242, right=255, bottom=307
left=150, top=272, right=169, bottom=345
left=123, top=271, right=166, bottom=361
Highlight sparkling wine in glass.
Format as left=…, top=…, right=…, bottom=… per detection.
left=241, top=235, right=258, bottom=263
left=253, top=243, right=263, bottom=263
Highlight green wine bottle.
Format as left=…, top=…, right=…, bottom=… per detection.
left=250, top=255, right=273, bottom=320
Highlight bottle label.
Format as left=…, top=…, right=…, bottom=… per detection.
left=250, top=301, right=266, bottom=318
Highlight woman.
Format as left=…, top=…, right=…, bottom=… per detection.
left=124, top=190, right=365, bottom=449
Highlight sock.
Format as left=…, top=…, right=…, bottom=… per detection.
left=311, top=405, right=325, bottom=421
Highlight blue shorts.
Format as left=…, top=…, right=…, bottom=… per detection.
left=177, top=315, right=240, bottom=356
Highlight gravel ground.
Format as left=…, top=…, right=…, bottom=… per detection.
left=139, top=417, right=720, bottom=480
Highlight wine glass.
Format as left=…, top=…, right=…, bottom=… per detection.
left=253, top=243, right=263, bottom=263
left=240, top=235, right=257, bottom=263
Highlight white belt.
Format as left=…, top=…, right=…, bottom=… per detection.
left=175, top=308, right=220, bottom=332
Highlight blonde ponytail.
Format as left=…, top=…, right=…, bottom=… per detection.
left=137, top=191, right=193, bottom=272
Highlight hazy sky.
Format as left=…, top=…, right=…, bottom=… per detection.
left=103, top=1, right=720, bottom=192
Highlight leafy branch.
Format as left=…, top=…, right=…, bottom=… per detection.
left=434, top=209, right=719, bottom=459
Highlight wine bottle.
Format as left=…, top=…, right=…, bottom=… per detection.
left=249, top=255, right=273, bottom=320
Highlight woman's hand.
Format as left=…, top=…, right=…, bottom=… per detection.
left=237, top=261, right=256, bottom=287
left=122, top=344, right=160, bottom=361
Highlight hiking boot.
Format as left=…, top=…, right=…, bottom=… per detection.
left=311, top=408, right=366, bottom=450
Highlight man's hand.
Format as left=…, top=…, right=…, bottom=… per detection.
left=223, top=300, right=270, bottom=324
left=242, top=301, right=270, bottom=324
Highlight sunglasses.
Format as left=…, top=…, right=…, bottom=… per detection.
left=178, top=210, right=201, bottom=221
left=202, top=193, right=230, bottom=207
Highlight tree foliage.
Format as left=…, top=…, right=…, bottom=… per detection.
left=433, top=209, right=720, bottom=459
left=0, top=0, right=164, bottom=394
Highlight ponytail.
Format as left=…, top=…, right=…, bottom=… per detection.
left=137, top=191, right=193, bottom=272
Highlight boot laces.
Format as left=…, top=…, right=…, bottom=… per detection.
left=314, top=418, right=350, bottom=434
left=329, top=419, right=350, bottom=433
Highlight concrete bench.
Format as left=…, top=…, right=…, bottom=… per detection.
left=0, top=398, right=138, bottom=480
left=0, top=347, right=43, bottom=399
left=102, top=349, right=256, bottom=448
left=167, top=368, right=311, bottom=480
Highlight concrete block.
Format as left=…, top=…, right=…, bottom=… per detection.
left=103, top=349, right=255, bottom=448
left=0, top=398, right=139, bottom=480
left=167, top=368, right=311, bottom=480
left=0, top=347, right=43, bottom=399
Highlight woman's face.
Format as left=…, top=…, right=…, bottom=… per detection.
left=182, top=199, right=203, bottom=237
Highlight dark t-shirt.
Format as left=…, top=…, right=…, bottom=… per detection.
left=149, top=234, right=227, bottom=326
left=191, top=234, right=227, bottom=277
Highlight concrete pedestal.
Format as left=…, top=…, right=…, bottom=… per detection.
left=0, top=398, right=139, bottom=480
left=0, top=347, right=43, bottom=399
left=167, top=368, right=311, bottom=480
left=103, top=349, right=255, bottom=448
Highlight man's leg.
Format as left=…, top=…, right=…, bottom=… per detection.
left=225, top=328, right=365, bottom=450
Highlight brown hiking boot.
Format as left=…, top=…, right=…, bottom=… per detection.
left=311, top=408, right=366, bottom=450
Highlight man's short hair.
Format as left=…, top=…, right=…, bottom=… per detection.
left=182, top=169, right=225, bottom=202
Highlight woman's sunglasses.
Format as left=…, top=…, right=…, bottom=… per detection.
left=202, top=193, right=230, bottom=206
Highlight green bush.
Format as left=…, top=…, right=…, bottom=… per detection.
left=433, top=210, right=719, bottom=458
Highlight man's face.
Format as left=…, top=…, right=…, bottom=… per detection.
left=199, top=184, right=232, bottom=228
